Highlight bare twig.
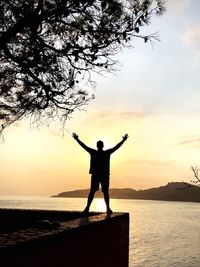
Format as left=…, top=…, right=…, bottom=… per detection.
left=177, top=165, right=200, bottom=190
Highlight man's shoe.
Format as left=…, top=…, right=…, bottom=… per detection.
left=83, top=207, right=89, bottom=214
left=106, top=208, right=113, bottom=214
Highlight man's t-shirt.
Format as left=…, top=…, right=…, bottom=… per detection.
left=76, top=138, right=125, bottom=176
left=88, top=149, right=112, bottom=175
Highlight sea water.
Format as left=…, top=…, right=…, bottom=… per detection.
left=0, top=195, right=200, bottom=267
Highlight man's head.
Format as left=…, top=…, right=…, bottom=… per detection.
left=97, top=140, right=104, bottom=150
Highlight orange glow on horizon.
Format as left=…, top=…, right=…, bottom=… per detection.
left=0, top=110, right=196, bottom=196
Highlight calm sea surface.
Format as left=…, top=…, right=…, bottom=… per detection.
left=0, top=195, right=200, bottom=267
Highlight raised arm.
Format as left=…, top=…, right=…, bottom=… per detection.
left=108, top=134, right=129, bottom=154
left=72, top=133, right=93, bottom=153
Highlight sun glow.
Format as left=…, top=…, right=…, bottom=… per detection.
left=93, top=198, right=106, bottom=212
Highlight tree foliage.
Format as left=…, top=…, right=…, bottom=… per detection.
left=0, top=0, right=165, bottom=133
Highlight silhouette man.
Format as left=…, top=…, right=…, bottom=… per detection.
left=72, top=133, right=129, bottom=214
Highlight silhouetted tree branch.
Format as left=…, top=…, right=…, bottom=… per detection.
left=0, top=0, right=165, bottom=133
left=178, top=166, right=200, bottom=190
left=190, top=166, right=200, bottom=186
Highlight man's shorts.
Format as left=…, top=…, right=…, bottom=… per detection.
left=90, top=174, right=110, bottom=193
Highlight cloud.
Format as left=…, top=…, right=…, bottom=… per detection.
left=167, top=0, right=191, bottom=14
left=81, top=108, right=148, bottom=128
left=124, top=159, right=175, bottom=167
left=175, top=135, right=200, bottom=148
left=170, top=0, right=193, bottom=12
left=88, top=108, right=146, bottom=120
left=171, top=0, right=190, bottom=8
left=181, top=24, right=200, bottom=50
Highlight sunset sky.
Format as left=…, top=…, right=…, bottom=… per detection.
left=1, top=0, right=200, bottom=196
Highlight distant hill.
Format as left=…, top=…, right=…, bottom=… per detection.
left=52, top=182, right=200, bottom=203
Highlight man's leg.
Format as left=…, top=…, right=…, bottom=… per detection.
left=83, top=175, right=98, bottom=213
left=103, top=190, right=113, bottom=214
left=102, top=177, right=112, bottom=214
left=83, top=190, right=95, bottom=213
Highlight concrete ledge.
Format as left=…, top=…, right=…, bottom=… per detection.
left=0, top=209, right=129, bottom=267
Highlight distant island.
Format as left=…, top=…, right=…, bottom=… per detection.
left=52, top=182, right=200, bottom=203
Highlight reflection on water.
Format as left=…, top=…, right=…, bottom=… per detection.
left=93, top=198, right=106, bottom=212
left=0, top=195, right=200, bottom=267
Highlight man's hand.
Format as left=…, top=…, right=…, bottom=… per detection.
left=72, top=133, right=79, bottom=140
left=122, top=133, right=129, bottom=141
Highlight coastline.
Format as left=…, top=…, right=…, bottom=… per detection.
left=52, top=182, right=200, bottom=203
